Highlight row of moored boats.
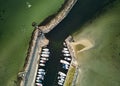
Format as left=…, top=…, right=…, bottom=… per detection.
left=35, top=47, right=50, bottom=86
left=35, top=42, right=72, bottom=86
left=58, top=43, right=72, bottom=86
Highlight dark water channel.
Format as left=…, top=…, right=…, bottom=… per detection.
left=40, top=0, right=113, bottom=86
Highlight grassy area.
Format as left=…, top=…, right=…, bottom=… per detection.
left=73, top=0, right=120, bottom=86
left=64, top=65, right=76, bottom=86
left=0, top=0, right=64, bottom=86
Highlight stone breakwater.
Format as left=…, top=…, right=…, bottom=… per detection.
left=19, top=29, right=39, bottom=86
left=39, top=0, right=77, bottom=33
left=19, top=0, right=78, bottom=86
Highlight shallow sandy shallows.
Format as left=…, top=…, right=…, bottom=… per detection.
left=71, top=1, right=120, bottom=86
left=70, top=39, right=94, bottom=57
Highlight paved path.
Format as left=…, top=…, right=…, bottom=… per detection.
left=22, top=33, right=48, bottom=86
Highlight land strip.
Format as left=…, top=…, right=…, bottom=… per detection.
left=39, top=0, right=77, bottom=33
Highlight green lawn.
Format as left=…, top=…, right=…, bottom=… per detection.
left=64, top=66, right=76, bottom=86
left=73, top=0, right=120, bottom=86
left=0, top=0, right=64, bottom=86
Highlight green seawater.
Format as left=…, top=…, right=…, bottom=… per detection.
left=0, top=0, right=64, bottom=85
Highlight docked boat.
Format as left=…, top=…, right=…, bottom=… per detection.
left=42, top=51, right=50, bottom=54
left=39, top=63, right=45, bottom=67
left=36, top=83, right=43, bottom=86
left=62, top=50, right=69, bottom=54
left=60, top=60, right=70, bottom=65
left=40, top=57, right=48, bottom=61
left=41, top=54, right=49, bottom=57
left=38, top=69, right=45, bottom=72
left=58, top=71, right=66, bottom=77
left=42, top=48, right=49, bottom=52
left=63, top=53, right=70, bottom=57
left=64, top=57, right=71, bottom=61
left=40, top=60, right=46, bottom=63
left=63, top=48, right=68, bottom=51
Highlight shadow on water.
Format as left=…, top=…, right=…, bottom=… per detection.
left=43, top=0, right=115, bottom=86
left=46, top=0, right=115, bottom=41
